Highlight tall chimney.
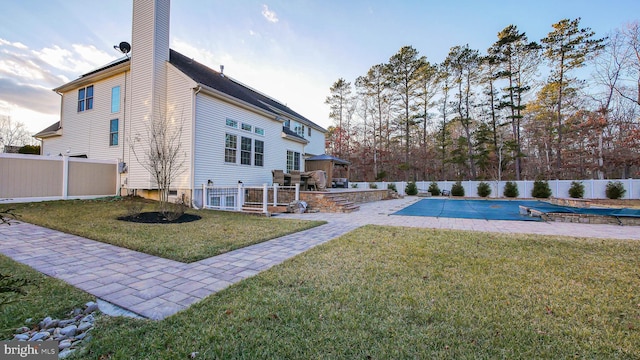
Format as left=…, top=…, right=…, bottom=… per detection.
left=128, top=0, right=171, bottom=188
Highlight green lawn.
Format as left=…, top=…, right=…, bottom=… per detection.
left=9, top=198, right=325, bottom=263
left=0, top=254, right=93, bottom=340
left=68, top=226, right=640, bottom=359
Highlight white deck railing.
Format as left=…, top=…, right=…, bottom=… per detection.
left=200, top=183, right=300, bottom=213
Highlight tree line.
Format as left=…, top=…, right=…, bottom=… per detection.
left=324, top=19, right=640, bottom=182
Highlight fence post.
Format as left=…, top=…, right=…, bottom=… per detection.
left=62, top=156, right=69, bottom=199
left=590, top=179, right=595, bottom=199
left=202, top=183, right=206, bottom=209
left=295, top=183, right=300, bottom=201
left=263, top=184, right=268, bottom=213
left=629, top=178, right=633, bottom=199
left=273, top=183, right=278, bottom=206
left=237, top=183, right=243, bottom=211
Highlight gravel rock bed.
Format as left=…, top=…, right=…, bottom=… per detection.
left=9, top=301, right=100, bottom=359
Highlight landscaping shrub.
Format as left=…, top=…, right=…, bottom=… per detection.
left=427, top=181, right=441, bottom=196
left=405, top=181, right=418, bottom=196
left=568, top=181, right=584, bottom=199
left=164, top=198, right=188, bottom=222
left=606, top=181, right=626, bottom=199
left=0, top=273, right=32, bottom=308
left=124, top=197, right=145, bottom=217
left=351, top=183, right=359, bottom=188
left=477, top=182, right=491, bottom=197
left=451, top=181, right=465, bottom=196
left=0, top=208, right=19, bottom=225
left=503, top=181, right=519, bottom=198
left=531, top=180, right=552, bottom=198
left=387, top=183, right=397, bottom=192
left=369, top=183, right=378, bottom=189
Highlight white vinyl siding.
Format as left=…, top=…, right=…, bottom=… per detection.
left=304, top=126, right=326, bottom=156
left=43, top=73, right=128, bottom=160
left=194, top=91, right=304, bottom=187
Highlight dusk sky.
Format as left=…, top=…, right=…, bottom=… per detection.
left=1, top=0, right=639, bottom=134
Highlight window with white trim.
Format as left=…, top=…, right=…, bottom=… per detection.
left=240, top=136, right=252, bottom=165
left=225, top=133, right=264, bottom=167
left=254, top=140, right=264, bottom=167
left=226, top=118, right=238, bottom=128
left=254, top=127, right=265, bottom=136
left=225, top=134, right=237, bottom=163
left=78, top=85, right=94, bottom=112
left=241, top=123, right=252, bottom=132
left=109, top=119, right=118, bottom=146
left=111, top=86, right=120, bottom=113
left=286, top=150, right=300, bottom=173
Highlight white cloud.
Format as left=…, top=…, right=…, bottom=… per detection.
left=72, top=44, right=116, bottom=71
left=262, top=5, right=279, bottom=23
left=0, top=38, right=28, bottom=49
left=33, top=44, right=115, bottom=75
left=0, top=39, right=120, bottom=133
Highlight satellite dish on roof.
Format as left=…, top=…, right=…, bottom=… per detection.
left=114, top=41, right=131, bottom=55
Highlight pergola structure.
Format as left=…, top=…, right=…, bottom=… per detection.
left=305, top=154, right=350, bottom=186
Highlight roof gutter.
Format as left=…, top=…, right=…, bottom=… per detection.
left=196, top=83, right=283, bottom=123
left=53, top=60, right=131, bottom=93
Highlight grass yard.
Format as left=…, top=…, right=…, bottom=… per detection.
left=9, top=197, right=325, bottom=263
left=0, top=255, right=93, bottom=340
left=71, top=225, right=640, bottom=359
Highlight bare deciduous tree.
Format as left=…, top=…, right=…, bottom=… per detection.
left=131, top=111, right=186, bottom=217
left=0, top=115, right=33, bottom=150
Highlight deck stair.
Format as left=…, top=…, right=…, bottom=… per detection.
left=307, top=193, right=360, bottom=213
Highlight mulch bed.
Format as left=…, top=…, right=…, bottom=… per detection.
left=117, top=212, right=201, bottom=224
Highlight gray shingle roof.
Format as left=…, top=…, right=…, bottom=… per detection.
left=169, top=49, right=324, bottom=131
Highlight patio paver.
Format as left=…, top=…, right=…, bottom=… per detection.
left=1, top=197, right=638, bottom=320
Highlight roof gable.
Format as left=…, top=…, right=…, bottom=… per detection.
left=169, top=49, right=324, bottom=131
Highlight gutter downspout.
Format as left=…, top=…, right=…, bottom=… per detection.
left=120, top=70, right=128, bottom=197
left=191, top=85, right=201, bottom=208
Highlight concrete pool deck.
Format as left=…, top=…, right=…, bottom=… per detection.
left=278, top=197, right=640, bottom=240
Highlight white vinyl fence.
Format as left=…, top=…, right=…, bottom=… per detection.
left=352, top=179, right=639, bottom=199
left=1, top=153, right=118, bottom=203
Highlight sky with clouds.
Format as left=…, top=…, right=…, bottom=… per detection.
left=1, top=0, right=639, bottom=135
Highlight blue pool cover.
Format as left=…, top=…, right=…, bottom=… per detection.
left=392, top=199, right=640, bottom=221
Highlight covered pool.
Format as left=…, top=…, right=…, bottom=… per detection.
left=392, top=198, right=640, bottom=222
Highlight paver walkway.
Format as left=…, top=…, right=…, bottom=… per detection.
left=1, top=197, right=638, bottom=320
